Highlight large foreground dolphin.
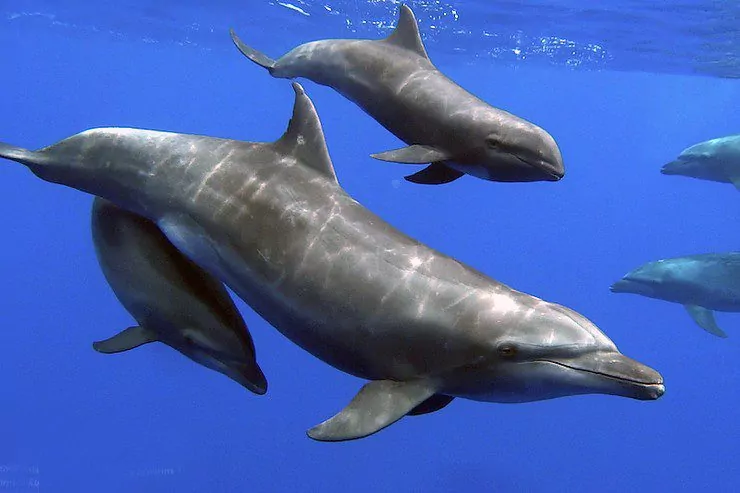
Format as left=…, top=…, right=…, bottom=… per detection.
left=90, top=197, right=267, bottom=394
left=661, top=134, right=740, bottom=190
left=230, top=5, right=564, bottom=185
left=611, top=252, right=740, bottom=338
left=0, top=83, right=661, bottom=441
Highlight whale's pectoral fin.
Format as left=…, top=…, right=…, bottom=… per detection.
left=229, top=29, right=277, bottom=71
left=729, top=175, right=740, bottom=192
left=684, top=305, right=728, bottom=338
left=92, top=326, right=158, bottom=353
left=405, top=162, right=464, bottom=185
left=371, top=144, right=451, bottom=164
left=407, top=394, right=454, bottom=416
left=306, top=379, right=437, bottom=442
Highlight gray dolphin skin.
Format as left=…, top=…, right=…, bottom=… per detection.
left=611, top=252, right=740, bottom=338
left=91, top=197, right=267, bottom=394
left=662, top=134, right=740, bottom=190
left=0, top=82, right=661, bottom=442
left=229, top=5, right=564, bottom=185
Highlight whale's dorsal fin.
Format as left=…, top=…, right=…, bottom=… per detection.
left=275, top=82, right=338, bottom=184
left=383, top=5, right=430, bottom=60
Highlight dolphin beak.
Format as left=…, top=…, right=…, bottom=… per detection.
left=661, top=160, right=682, bottom=175
left=609, top=279, right=630, bottom=293
left=544, top=351, right=665, bottom=400
left=222, top=360, right=269, bottom=395
left=513, top=154, right=564, bottom=182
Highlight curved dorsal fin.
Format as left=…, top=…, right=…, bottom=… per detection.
left=275, top=82, right=338, bottom=184
left=383, top=4, right=429, bottom=60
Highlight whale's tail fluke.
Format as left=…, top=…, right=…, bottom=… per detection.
left=229, top=29, right=277, bottom=72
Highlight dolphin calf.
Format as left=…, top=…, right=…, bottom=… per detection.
left=229, top=5, right=564, bottom=185
left=662, top=134, right=740, bottom=190
left=611, top=252, right=740, bottom=338
left=0, top=83, right=661, bottom=441
left=91, top=196, right=267, bottom=394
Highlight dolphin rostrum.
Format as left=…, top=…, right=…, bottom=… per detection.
left=91, top=197, right=267, bottom=394
left=662, top=134, right=740, bottom=190
left=611, top=252, right=740, bottom=338
left=0, top=82, right=661, bottom=441
left=229, top=5, right=564, bottom=185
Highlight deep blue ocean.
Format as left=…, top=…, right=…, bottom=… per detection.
left=1, top=1, right=739, bottom=491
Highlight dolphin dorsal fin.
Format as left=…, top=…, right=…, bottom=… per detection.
left=275, top=82, right=338, bottom=183
left=383, top=5, right=429, bottom=60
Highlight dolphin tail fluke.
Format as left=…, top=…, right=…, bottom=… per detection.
left=0, top=142, right=40, bottom=167
left=229, top=29, right=277, bottom=72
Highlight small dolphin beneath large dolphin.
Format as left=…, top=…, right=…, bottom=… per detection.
left=229, top=5, right=564, bottom=185
left=662, top=134, right=740, bottom=190
left=0, top=82, right=661, bottom=441
left=91, top=196, right=267, bottom=394
left=611, top=252, right=740, bottom=338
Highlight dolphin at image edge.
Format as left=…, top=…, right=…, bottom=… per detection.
left=0, top=82, right=661, bottom=442
left=611, top=252, right=740, bottom=338
left=91, top=197, right=267, bottom=394
left=661, top=134, right=740, bottom=190
left=230, top=4, right=564, bottom=185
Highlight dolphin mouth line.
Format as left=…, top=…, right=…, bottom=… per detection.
left=511, top=153, right=563, bottom=180
left=539, top=359, right=663, bottom=387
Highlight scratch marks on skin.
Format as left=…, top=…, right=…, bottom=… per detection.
left=192, top=149, right=235, bottom=202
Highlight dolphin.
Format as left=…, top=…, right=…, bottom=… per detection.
left=0, top=82, right=661, bottom=441
left=91, top=197, right=268, bottom=394
left=229, top=5, right=564, bottom=185
left=611, top=252, right=740, bottom=338
left=661, top=134, right=740, bottom=190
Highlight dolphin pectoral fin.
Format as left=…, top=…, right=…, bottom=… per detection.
left=306, top=379, right=437, bottom=442
left=371, top=144, right=451, bottom=164
left=407, top=394, right=454, bottom=416
left=684, top=305, right=728, bottom=338
left=228, top=29, right=277, bottom=71
left=729, top=175, right=740, bottom=192
left=92, top=326, right=158, bottom=353
left=404, top=162, right=464, bottom=185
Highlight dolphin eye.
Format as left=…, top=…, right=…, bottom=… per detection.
left=498, top=344, right=517, bottom=357
left=485, top=137, right=499, bottom=149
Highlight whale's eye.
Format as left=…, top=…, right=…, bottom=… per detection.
left=485, top=137, right=499, bottom=149
left=498, top=344, right=517, bottom=357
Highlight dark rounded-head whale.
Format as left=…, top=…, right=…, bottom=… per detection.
left=0, top=83, right=659, bottom=441
left=230, top=5, right=564, bottom=185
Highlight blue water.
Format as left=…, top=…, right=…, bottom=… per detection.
left=1, top=1, right=739, bottom=491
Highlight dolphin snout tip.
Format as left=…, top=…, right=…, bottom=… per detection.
left=609, top=280, right=627, bottom=293
left=641, top=382, right=665, bottom=400
left=546, top=169, right=565, bottom=181
left=661, top=161, right=681, bottom=175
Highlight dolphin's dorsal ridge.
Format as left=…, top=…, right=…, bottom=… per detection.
left=383, top=5, right=430, bottom=60
left=275, top=82, right=338, bottom=183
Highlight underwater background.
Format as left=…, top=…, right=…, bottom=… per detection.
left=1, top=0, right=739, bottom=491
